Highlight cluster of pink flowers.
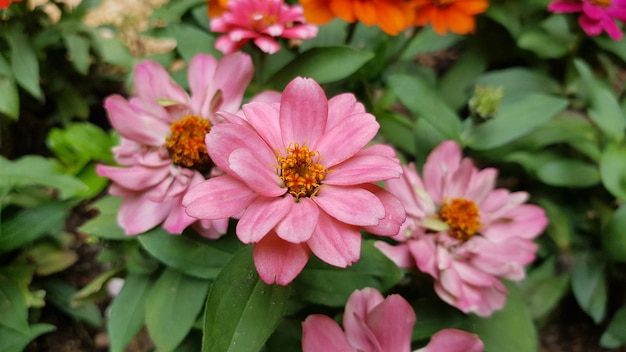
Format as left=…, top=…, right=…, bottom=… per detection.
left=376, top=141, right=548, bottom=316
left=548, top=0, right=626, bottom=40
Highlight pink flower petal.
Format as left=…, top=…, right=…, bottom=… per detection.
left=374, top=242, right=415, bottom=268
left=343, top=288, right=385, bottom=352
left=422, top=140, right=463, bottom=204
left=133, top=60, right=189, bottom=105
left=118, top=195, right=172, bottom=235
left=324, top=155, right=402, bottom=185
left=210, top=52, right=254, bottom=113
left=253, top=36, right=281, bottom=54
left=279, top=77, right=328, bottom=147
left=242, top=102, right=283, bottom=149
left=228, top=148, right=285, bottom=197
left=326, top=93, right=366, bottom=130
left=236, top=196, right=292, bottom=243
left=188, top=54, right=218, bottom=117
left=183, top=175, right=258, bottom=219
left=313, top=186, right=384, bottom=226
left=302, top=315, right=355, bottom=352
left=365, top=294, right=416, bottom=352
left=307, top=211, right=361, bottom=267
left=253, top=232, right=310, bottom=285
left=548, top=0, right=583, bottom=12
left=314, top=113, right=379, bottom=167
left=104, top=96, right=170, bottom=146
left=361, top=184, right=406, bottom=237
left=417, top=329, right=484, bottom=352
left=162, top=195, right=196, bottom=234
left=481, top=204, right=547, bottom=240
left=96, top=164, right=170, bottom=191
left=275, top=198, right=319, bottom=243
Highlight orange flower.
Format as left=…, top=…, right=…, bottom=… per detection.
left=300, top=0, right=416, bottom=36
left=413, top=0, right=489, bottom=35
left=207, top=0, right=229, bottom=18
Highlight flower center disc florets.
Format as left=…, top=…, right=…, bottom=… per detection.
left=438, top=197, right=481, bottom=242
left=277, top=143, right=327, bottom=199
left=165, top=115, right=213, bottom=173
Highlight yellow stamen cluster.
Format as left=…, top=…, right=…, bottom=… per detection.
left=277, top=143, right=327, bottom=199
left=590, top=0, right=611, bottom=6
left=165, top=115, right=213, bottom=173
left=439, top=197, right=481, bottom=242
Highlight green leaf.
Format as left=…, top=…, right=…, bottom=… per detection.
left=292, top=240, right=403, bottom=306
left=600, top=143, right=626, bottom=201
left=18, top=242, right=78, bottom=276
left=475, top=67, right=561, bottom=99
left=0, top=201, right=67, bottom=254
left=266, top=46, right=374, bottom=88
left=146, top=268, right=210, bottom=352
left=536, top=159, right=600, bottom=187
left=39, top=278, right=103, bottom=327
left=462, top=283, right=538, bottom=352
left=0, top=155, right=88, bottom=199
left=388, top=73, right=462, bottom=141
left=203, top=246, right=290, bottom=352
left=138, top=227, right=241, bottom=279
left=438, top=50, right=487, bottom=110
left=571, top=253, right=607, bottom=324
left=412, top=296, right=467, bottom=341
left=78, top=196, right=129, bottom=240
left=47, top=122, right=115, bottom=166
left=0, top=267, right=32, bottom=334
left=4, top=26, right=42, bottom=99
left=400, top=28, right=460, bottom=60
left=108, top=274, right=154, bottom=352
left=574, top=59, right=626, bottom=141
left=465, top=93, right=568, bottom=150
left=150, top=0, right=205, bottom=25
left=536, top=198, right=571, bottom=250
left=518, top=257, right=570, bottom=320
left=72, top=267, right=123, bottom=305
left=0, top=324, right=56, bottom=352
left=602, top=203, right=626, bottom=262
left=62, top=32, right=91, bottom=75
left=170, top=23, right=219, bottom=62
left=600, top=304, right=626, bottom=348
left=0, top=55, right=19, bottom=120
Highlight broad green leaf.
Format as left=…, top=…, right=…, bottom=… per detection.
left=292, top=240, right=403, bottom=307
left=536, top=198, right=571, bottom=250
left=0, top=201, right=67, bottom=254
left=400, top=28, right=460, bottom=60
left=0, top=324, right=55, bottom=352
left=518, top=257, right=570, bottom=320
left=72, top=267, right=123, bottom=305
left=146, top=268, right=210, bottom=352
left=571, top=253, right=607, bottom=324
left=518, top=29, right=569, bottom=59
left=138, top=227, right=241, bottom=279
left=465, top=93, right=568, bottom=150
left=62, top=32, right=91, bottom=75
left=377, top=111, right=416, bottom=156
left=574, top=59, right=626, bottom=141
left=4, top=26, right=42, bottom=99
left=203, top=246, right=290, bottom=352
left=77, top=196, right=129, bottom=240
left=266, top=46, right=374, bottom=88
left=0, top=267, right=32, bottom=334
left=595, top=36, right=626, bottom=63
left=150, top=0, right=205, bottom=24
left=412, top=296, right=467, bottom=341
left=93, top=36, right=134, bottom=69
left=602, top=203, right=626, bottom=262
left=476, top=67, right=561, bottom=99
left=39, top=278, right=103, bottom=327
left=438, top=50, right=487, bottom=110
left=47, top=122, right=115, bottom=166
left=0, top=55, right=19, bottom=120
left=462, top=283, right=538, bottom=352
left=0, top=155, right=88, bottom=199
left=18, top=242, right=78, bottom=276
left=108, top=274, right=154, bottom=352
left=388, top=73, right=462, bottom=141
left=600, top=143, right=626, bottom=201
left=536, top=159, right=600, bottom=187
left=170, top=23, right=219, bottom=62
left=600, top=304, right=626, bottom=348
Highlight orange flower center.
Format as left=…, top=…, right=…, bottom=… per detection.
left=276, top=143, right=327, bottom=199
left=165, top=115, right=213, bottom=173
left=438, top=198, right=481, bottom=242
left=432, top=0, right=456, bottom=6
left=251, top=12, right=278, bottom=31
left=590, top=0, right=611, bottom=6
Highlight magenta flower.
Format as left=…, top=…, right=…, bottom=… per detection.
left=375, top=141, right=547, bottom=316
left=210, top=0, right=318, bottom=54
left=96, top=53, right=254, bottom=237
left=183, top=77, right=405, bottom=285
left=302, top=287, right=484, bottom=352
left=548, top=0, right=626, bottom=40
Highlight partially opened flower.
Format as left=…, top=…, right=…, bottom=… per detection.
left=376, top=141, right=547, bottom=316
left=548, top=0, right=626, bottom=40
left=302, top=287, right=483, bottom=352
left=210, top=0, right=318, bottom=54
left=183, top=77, right=405, bottom=285
left=300, top=0, right=416, bottom=35
left=413, top=0, right=489, bottom=35
left=96, top=53, right=254, bottom=237
left=0, top=0, right=22, bottom=9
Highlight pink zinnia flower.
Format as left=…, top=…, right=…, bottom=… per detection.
left=210, top=0, right=318, bottom=54
left=183, top=77, right=406, bottom=285
left=376, top=141, right=548, bottom=316
left=548, top=0, right=626, bottom=40
left=96, top=53, right=254, bottom=237
left=302, top=287, right=484, bottom=352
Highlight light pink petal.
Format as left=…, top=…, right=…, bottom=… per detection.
left=282, top=24, right=319, bottom=39
left=366, top=295, right=416, bottom=352
left=385, top=163, right=433, bottom=219
left=237, top=196, right=292, bottom=243
left=104, top=95, right=171, bottom=146
left=183, top=176, right=258, bottom=219
left=324, top=155, right=402, bottom=185
left=162, top=195, right=196, bottom=234
left=133, top=60, right=189, bottom=105
left=228, top=148, right=285, bottom=197
left=314, top=186, right=384, bottom=226
left=326, top=93, right=366, bottom=130
left=253, top=36, right=281, bottom=54
left=445, top=158, right=475, bottom=198
left=469, top=237, right=537, bottom=280
left=187, top=54, right=218, bottom=116
left=465, top=168, right=497, bottom=204
left=343, top=288, right=384, bottom=352
left=481, top=204, right=547, bottom=240
left=210, top=52, right=254, bottom=113
left=275, top=198, right=319, bottom=243
left=423, top=141, right=463, bottom=204
left=361, top=184, right=406, bottom=237
left=96, top=164, right=170, bottom=191
left=374, top=242, right=415, bottom=268
left=302, top=315, right=355, bottom=352
left=118, top=195, right=172, bottom=235
left=548, top=0, right=583, bottom=12
left=253, top=232, right=310, bottom=285
left=214, top=35, right=245, bottom=54
left=407, top=237, right=438, bottom=277
left=314, top=113, right=379, bottom=167
left=279, top=77, right=328, bottom=147
left=307, top=211, right=361, bottom=267
left=241, top=102, right=283, bottom=149
left=417, top=329, right=484, bottom=352
left=193, top=218, right=229, bottom=239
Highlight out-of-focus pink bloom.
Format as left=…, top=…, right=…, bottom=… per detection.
left=183, top=77, right=405, bottom=285
left=0, top=0, right=22, bottom=10
left=376, top=141, right=547, bottom=316
left=302, top=287, right=483, bottom=352
left=548, top=0, right=626, bottom=40
left=96, top=53, right=254, bottom=237
left=210, top=0, right=318, bottom=54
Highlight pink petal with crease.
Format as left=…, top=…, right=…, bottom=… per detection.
left=275, top=198, right=319, bottom=243
left=417, top=329, right=484, bottom=352
left=314, top=186, right=384, bottom=226
left=228, top=148, right=285, bottom=197
left=324, top=155, right=402, bottom=185
left=253, top=232, right=310, bottom=285
left=302, top=315, right=355, bottom=352
left=236, top=196, right=292, bottom=243
left=307, top=211, right=361, bottom=267
left=104, top=96, right=170, bottom=146
left=118, top=195, right=172, bottom=235
left=314, top=113, right=379, bottom=167
left=279, top=77, right=327, bottom=146
left=133, top=60, right=189, bottom=105
left=183, top=176, right=258, bottom=219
